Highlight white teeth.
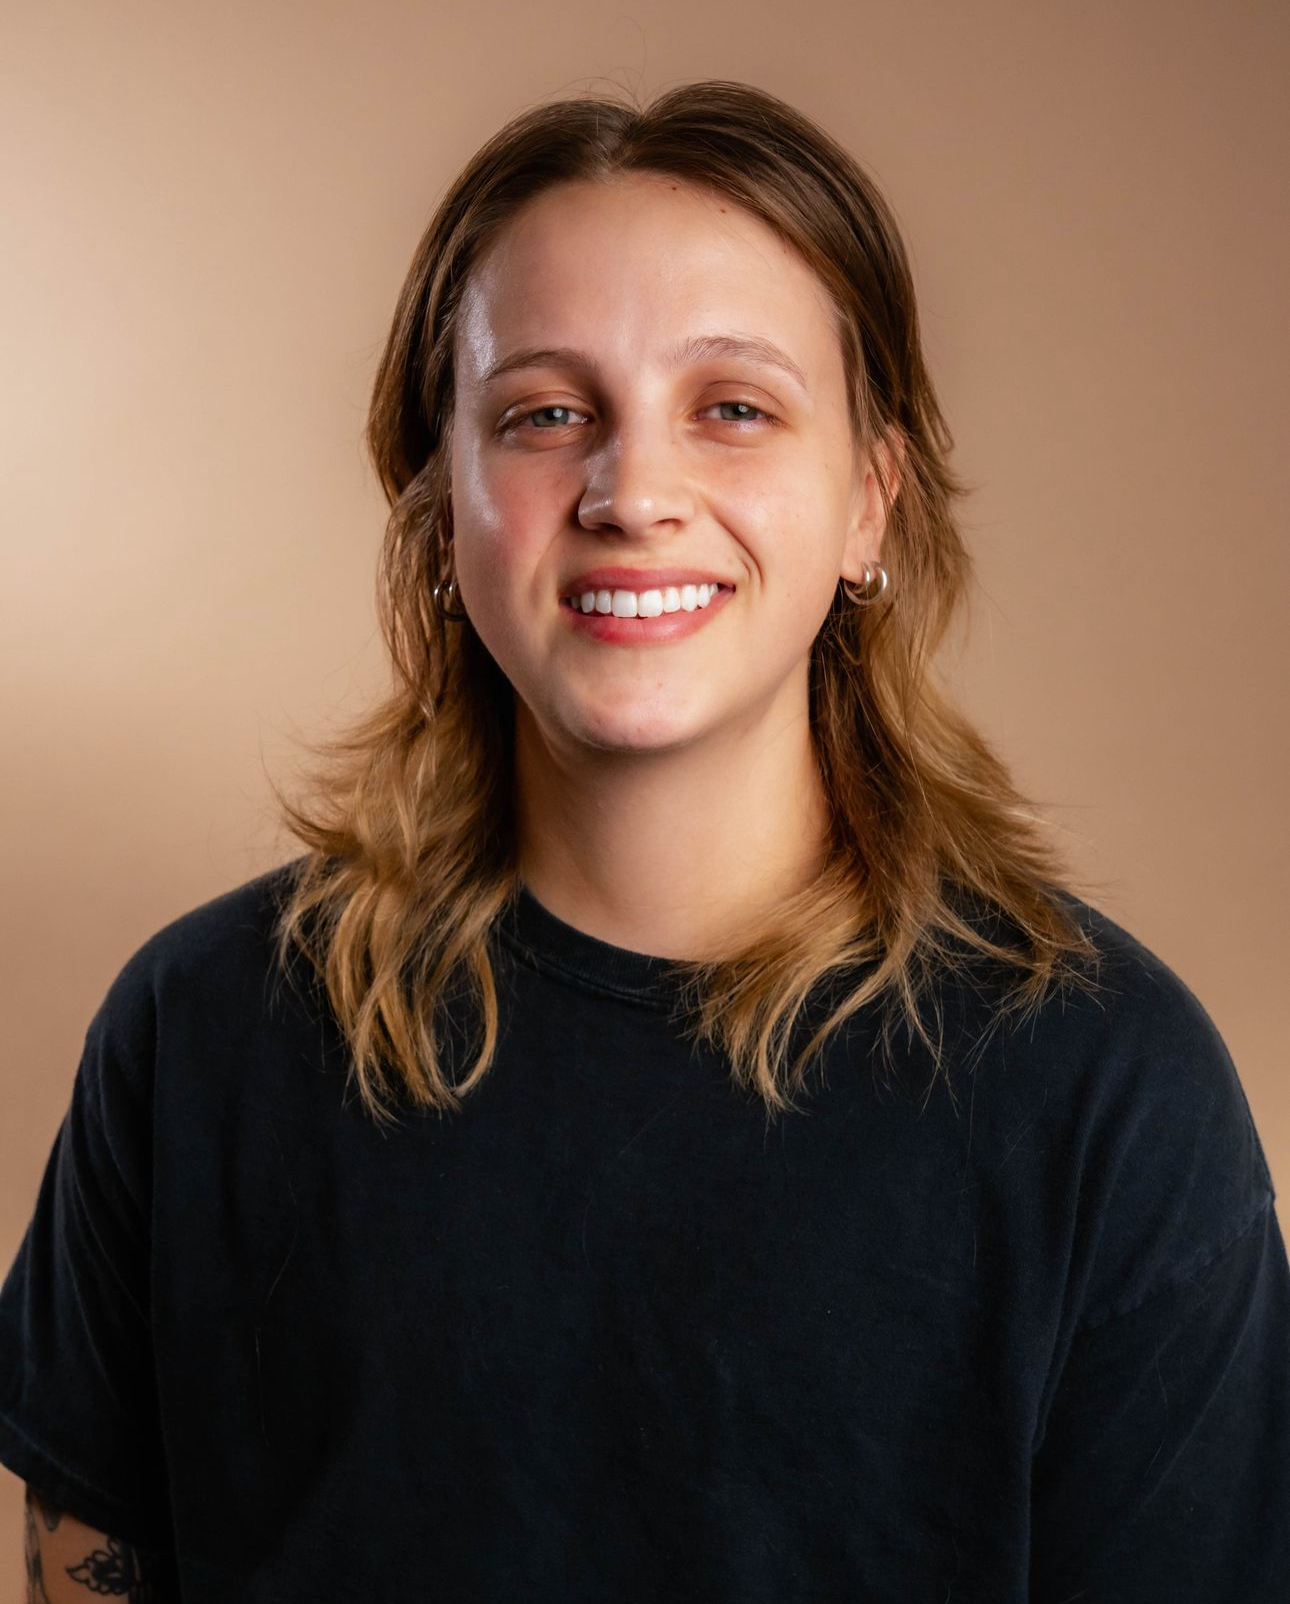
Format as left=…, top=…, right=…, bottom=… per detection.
left=575, top=584, right=721, bottom=616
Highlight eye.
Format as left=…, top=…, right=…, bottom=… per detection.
left=703, top=400, right=776, bottom=427
left=501, top=404, right=589, bottom=434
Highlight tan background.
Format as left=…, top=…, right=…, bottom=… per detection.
left=3, top=0, right=1287, bottom=1571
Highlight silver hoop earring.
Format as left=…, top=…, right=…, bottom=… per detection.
left=840, top=561, right=889, bottom=607
left=432, top=575, right=469, bottom=622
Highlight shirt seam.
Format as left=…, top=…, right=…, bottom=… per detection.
left=1076, top=1189, right=1276, bottom=1335
left=496, top=927, right=680, bottom=1013
left=0, top=1403, right=160, bottom=1545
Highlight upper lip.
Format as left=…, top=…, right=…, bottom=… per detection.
left=561, top=567, right=736, bottom=598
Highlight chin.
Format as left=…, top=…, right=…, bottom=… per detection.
left=556, top=698, right=713, bottom=756
left=574, top=721, right=703, bottom=756
left=519, top=677, right=720, bottom=760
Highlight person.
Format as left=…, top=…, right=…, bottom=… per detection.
left=2, top=78, right=1286, bottom=1603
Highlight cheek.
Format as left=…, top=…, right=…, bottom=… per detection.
left=450, top=462, right=566, bottom=679
left=451, top=452, right=552, bottom=593
left=742, top=479, right=849, bottom=629
left=718, top=472, right=831, bottom=574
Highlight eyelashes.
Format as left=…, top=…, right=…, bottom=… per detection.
left=499, top=400, right=779, bottom=437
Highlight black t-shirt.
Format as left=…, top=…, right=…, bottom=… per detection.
left=1, top=859, right=1287, bottom=1602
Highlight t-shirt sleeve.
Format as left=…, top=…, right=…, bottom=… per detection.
left=0, top=954, right=172, bottom=1550
left=1030, top=957, right=1290, bottom=1602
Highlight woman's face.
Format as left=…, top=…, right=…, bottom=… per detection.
left=450, top=172, right=889, bottom=759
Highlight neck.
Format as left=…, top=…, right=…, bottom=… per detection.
left=513, top=696, right=830, bottom=962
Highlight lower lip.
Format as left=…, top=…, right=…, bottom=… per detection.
left=559, top=587, right=735, bottom=644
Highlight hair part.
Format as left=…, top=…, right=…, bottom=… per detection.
left=268, top=78, right=1107, bottom=1129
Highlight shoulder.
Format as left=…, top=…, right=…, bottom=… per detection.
left=115, top=854, right=303, bottom=988
left=1032, top=894, right=1271, bottom=1197
left=976, top=889, right=1277, bottom=1323
left=1032, top=888, right=1238, bottom=1067
left=939, top=881, right=1243, bottom=1075
left=86, top=856, right=311, bottom=1085
left=973, top=886, right=1261, bottom=1135
left=942, top=882, right=1276, bottom=1206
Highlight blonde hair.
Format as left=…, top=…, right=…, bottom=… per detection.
left=269, top=78, right=1105, bottom=1126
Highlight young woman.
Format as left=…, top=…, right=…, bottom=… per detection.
left=4, top=80, right=1287, bottom=1603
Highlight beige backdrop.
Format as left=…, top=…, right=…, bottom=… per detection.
left=3, top=0, right=1287, bottom=1570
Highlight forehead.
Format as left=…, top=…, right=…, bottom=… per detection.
left=453, top=174, right=842, bottom=386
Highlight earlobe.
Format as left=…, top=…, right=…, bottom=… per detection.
left=840, top=521, right=874, bottom=588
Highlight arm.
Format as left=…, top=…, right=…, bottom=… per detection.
left=24, top=1485, right=178, bottom=1604
left=1, top=973, right=175, bottom=1591
left=1030, top=1198, right=1290, bottom=1601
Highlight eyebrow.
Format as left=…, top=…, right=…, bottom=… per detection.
left=479, top=332, right=810, bottom=393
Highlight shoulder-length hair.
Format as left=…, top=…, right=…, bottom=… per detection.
left=269, top=78, right=1104, bottom=1126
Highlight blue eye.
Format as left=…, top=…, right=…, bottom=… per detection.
left=500, top=405, right=585, bottom=435
left=711, top=401, right=771, bottom=425
left=527, top=406, right=578, bottom=428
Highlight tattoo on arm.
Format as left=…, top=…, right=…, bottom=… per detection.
left=24, top=1486, right=175, bottom=1604
left=66, top=1536, right=164, bottom=1601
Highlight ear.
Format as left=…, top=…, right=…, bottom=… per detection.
left=840, top=431, right=905, bottom=585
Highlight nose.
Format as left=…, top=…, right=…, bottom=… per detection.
left=576, top=423, right=697, bottom=537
